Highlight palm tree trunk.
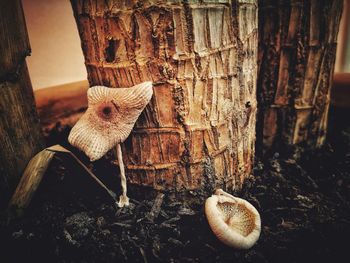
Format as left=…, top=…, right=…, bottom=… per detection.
left=0, top=0, right=44, bottom=207
left=70, top=0, right=258, bottom=191
left=257, top=0, right=343, bottom=151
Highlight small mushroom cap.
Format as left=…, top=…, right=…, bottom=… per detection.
left=205, top=189, right=261, bottom=249
left=68, top=81, right=153, bottom=161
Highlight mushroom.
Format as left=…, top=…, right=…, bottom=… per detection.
left=205, top=189, right=261, bottom=249
left=68, top=81, right=153, bottom=207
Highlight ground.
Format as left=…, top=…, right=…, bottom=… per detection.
left=0, top=107, right=349, bottom=263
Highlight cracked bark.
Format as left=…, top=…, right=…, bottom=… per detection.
left=0, top=0, right=44, bottom=207
left=70, top=0, right=257, bottom=191
left=257, top=0, right=343, bottom=151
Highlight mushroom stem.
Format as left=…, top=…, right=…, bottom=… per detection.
left=116, top=143, right=129, bottom=207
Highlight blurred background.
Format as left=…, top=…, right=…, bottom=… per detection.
left=335, top=0, right=350, bottom=72
left=22, top=0, right=86, bottom=90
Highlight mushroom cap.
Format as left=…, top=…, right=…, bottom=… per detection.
left=205, top=189, right=261, bottom=249
left=68, top=81, right=153, bottom=161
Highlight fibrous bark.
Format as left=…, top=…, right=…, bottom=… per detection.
left=0, top=0, right=44, bottom=207
left=257, top=0, right=343, bottom=150
left=71, top=0, right=257, bottom=191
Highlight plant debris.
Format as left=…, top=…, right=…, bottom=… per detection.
left=0, top=108, right=349, bottom=263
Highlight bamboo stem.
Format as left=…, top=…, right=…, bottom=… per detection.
left=0, top=0, right=44, bottom=207
left=257, top=0, right=343, bottom=150
left=70, top=0, right=258, bottom=191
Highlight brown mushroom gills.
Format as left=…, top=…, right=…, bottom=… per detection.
left=217, top=202, right=256, bottom=237
left=205, top=189, right=261, bottom=249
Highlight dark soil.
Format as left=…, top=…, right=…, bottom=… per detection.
left=1, top=107, right=349, bottom=263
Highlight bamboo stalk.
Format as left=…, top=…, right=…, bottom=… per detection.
left=257, top=0, right=343, bottom=150
left=70, top=0, right=258, bottom=191
left=0, top=0, right=44, bottom=207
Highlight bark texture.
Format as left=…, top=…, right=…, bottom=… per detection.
left=71, top=0, right=257, bottom=191
left=0, top=0, right=44, bottom=206
left=258, top=0, right=343, bottom=150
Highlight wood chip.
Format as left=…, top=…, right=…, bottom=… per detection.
left=146, top=193, right=165, bottom=222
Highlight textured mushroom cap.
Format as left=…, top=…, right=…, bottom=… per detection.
left=205, top=189, right=261, bottom=249
left=68, top=81, right=153, bottom=161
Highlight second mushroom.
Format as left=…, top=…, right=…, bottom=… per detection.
left=205, top=189, right=261, bottom=249
left=68, top=81, right=153, bottom=207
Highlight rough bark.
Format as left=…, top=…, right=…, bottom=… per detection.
left=0, top=0, right=44, bottom=207
left=70, top=0, right=257, bottom=191
left=257, top=0, right=343, bottom=151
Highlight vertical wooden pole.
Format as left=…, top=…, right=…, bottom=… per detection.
left=0, top=0, right=44, bottom=207
left=71, top=0, right=257, bottom=191
left=257, top=0, right=343, bottom=151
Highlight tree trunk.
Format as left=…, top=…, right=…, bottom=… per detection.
left=70, top=0, right=257, bottom=192
left=0, top=0, right=44, bottom=207
left=257, top=0, right=343, bottom=151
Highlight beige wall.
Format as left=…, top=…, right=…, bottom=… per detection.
left=335, top=0, right=350, bottom=73
left=22, top=0, right=87, bottom=90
